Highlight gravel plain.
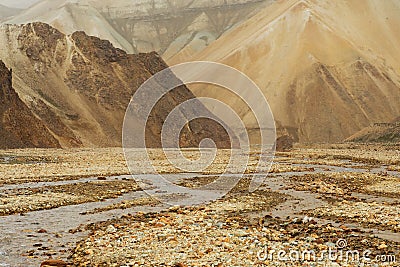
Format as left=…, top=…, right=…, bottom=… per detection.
left=0, top=145, right=399, bottom=266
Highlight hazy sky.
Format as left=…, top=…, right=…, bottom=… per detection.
left=0, top=0, right=41, bottom=8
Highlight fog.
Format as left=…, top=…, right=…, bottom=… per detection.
left=0, top=0, right=41, bottom=8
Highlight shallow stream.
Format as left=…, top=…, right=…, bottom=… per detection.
left=1, top=161, right=399, bottom=266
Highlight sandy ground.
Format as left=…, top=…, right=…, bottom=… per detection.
left=0, top=145, right=399, bottom=266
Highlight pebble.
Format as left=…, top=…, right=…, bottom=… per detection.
left=106, top=225, right=117, bottom=233
left=70, top=203, right=400, bottom=266
left=40, top=259, right=68, bottom=267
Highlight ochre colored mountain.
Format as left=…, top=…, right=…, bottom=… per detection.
left=171, top=0, right=400, bottom=143
left=0, top=22, right=229, bottom=148
left=0, top=60, right=60, bottom=149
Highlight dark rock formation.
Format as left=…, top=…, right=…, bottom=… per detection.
left=0, top=60, right=60, bottom=149
left=275, top=135, right=294, bottom=152
left=0, top=23, right=230, bottom=148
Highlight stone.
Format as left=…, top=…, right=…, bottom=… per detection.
left=106, top=225, right=117, bottom=233
left=275, top=135, right=294, bottom=152
left=40, top=259, right=68, bottom=267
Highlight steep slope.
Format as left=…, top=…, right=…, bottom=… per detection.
left=91, top=0, right=273, bottom=59
left=176, top=0, right=400, bottom=143
left=0, top=60, right=60, bottom=149
left=0, top=22, right=229, bottom=148
left=4, top=0, right=273, bottom=59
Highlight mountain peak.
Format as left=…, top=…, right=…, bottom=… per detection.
left=175, top=0, right=400, bottom=143
left=3, top=0, right=272, bottom=57
left=0, top=22, right=231, bottom=148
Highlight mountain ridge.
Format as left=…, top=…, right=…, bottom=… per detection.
left=0, top=22, right=230, bottom=148
left=3, top=0, right=274, bottom=58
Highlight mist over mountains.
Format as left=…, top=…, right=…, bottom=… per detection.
left=0, top=4, right=22, bottom=20
left=4, top=0, right=272, bottom=59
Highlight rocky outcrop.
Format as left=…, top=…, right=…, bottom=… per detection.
left=0, top=22, right=230, bottom=148
left=0, top=60, right=60, bottom=149
left=275, top=135, right=294, bottom=152
left=345, top=123, right=400, bottom=143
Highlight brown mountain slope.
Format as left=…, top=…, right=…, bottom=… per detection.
left=172, top=0, right=400, bottom=143
left=0, top=60, right=60, bottom=149
left=0, top=22, right=229, bottom=148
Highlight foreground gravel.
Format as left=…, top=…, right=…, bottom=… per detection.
left=71, top=204, right=399, bottom=266
left=308, top=201, right=400, bottom=233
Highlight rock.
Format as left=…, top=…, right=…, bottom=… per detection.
left=378, top=243, right=388, bottom=249
left=106, top=225, right=117, bottom=233
left=169, top=205, right=181, bottom=212
left=234, top=230, right=250, bottom=237
left=302, top=216, right=313, bottom=224
left=275, top=135, right=294, bottom=152
left=38, top=229, right=48, bottom=233
left=40, top=259, right=68, bottom=267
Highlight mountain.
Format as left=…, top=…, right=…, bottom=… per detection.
left=90, top=0, right=273, bottom=60
left=4, top=0, right=273, bottom=59
left=4, top=0, right=135, bottom=53
left=171, top=0, right=400, bottom=143
left=0, top=60, right=60, bottom=149
left=0, top=4, right=23, bottom=20
left=0, top=22, right=229, bottom=148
